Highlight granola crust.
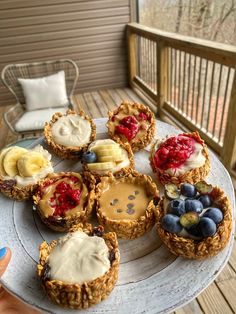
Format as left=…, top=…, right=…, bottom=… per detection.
left=155, top=186, right=232, bottom=259
left=106, top=101, right=155, bottom=152
left=33, top=171, right=96, bottom=232
left=0, top=179, right=37, bottom=201
left=44, top=109, right=96, bottom=160
left=150, top=131, right=211, bottom=185
left=83, top=138, right=135, bottom=180
left=96, top=170, right=160, bottom=239
left=37, top=224, right=120, bottom=309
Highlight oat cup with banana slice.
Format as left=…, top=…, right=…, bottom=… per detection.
left=95, top=170, right=160, bottom=239
left=81, top=138, right=134, bottom=179
left=33, top=171, right=96, bottom=232
left=44, top=109, right=96, bottom=160
left=155, top=181, right=232, bottom=259
left=0, top=145, right=53, bottom=201
left=37, top=223, right=120, bottom=309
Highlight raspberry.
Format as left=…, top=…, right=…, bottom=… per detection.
left=56, top=181, right=70, bottom=193
left=138, top=112, right=149, bottom=121
left=154, top=135, right=196, bottom=170
left=66, top=189, right=81, bottom=204
left=115, top=115, right=139, bottom=141
left=70, top=176, right=79, bottom=183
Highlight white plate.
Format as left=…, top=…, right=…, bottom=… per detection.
left=0, top=118, right=235, bottom=314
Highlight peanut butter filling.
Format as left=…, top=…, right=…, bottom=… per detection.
left=99, top=181, right=152, bottom=220
left=38, top=176, right=88, bottom=218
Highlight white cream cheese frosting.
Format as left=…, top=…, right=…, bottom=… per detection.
left=51, top=114, right=92, bottom=147
left=152, top=136, right=206, bottom=176
left=48, top=231, right=110, bottom=284
left=88, top=139, right=130, bottom=174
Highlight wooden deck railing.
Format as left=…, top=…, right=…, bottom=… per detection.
left=127, top=22, right=236, bottom=179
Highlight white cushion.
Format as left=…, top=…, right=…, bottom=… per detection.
left=14, top=107, right=68, bottom=132
left=18, top=71, right=68, bottom=111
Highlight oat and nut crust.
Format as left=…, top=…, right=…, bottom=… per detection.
left=33, top=171, right=96, bottom=232
left=155, top=186, right=232, bottom=259
left=150, top=131, right=210, bottom=185
left=44, top=109, right=96, bottom=160
left=0, top=179, right=37, bottom=201
left=37, top=223, right=120, bottom=309
left=106, top=101, right=156, bottom=152
left=95, top=170, right=160, bottom=239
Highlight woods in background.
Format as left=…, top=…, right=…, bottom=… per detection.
left=139, top=0, right=236, bottom=45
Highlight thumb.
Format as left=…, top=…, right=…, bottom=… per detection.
left=0, top=247, right=11, bottom=277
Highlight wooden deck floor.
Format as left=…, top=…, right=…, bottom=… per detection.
left=0, top=87, right=235, bottom=313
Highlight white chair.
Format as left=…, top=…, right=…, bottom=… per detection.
left=1, top=59, right=79, bottom=135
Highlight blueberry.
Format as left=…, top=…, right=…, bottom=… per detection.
left=198, top=195, right=212, bottom=208
left=82, top=151, right=97, bottom=163
left=161, top=214, right=183, bottom=233
left=180, top=183, right=197, bottom=198
left=199, top=217, right=217, bottom=237
left=203, top=207, right=223, bottom=224
left=187, top=224, right=202, bottom=238
left=185, top=199, right=203, bottom=213
left=180, top=212, right=199, bottom=228
left=168, top=198, right=185, bottom=216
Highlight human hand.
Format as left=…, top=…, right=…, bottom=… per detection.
left=0, top=247, right=42, bottom=314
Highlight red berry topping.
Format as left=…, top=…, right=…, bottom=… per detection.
left=56, top=181, right=70, bottom=193
left=138, top=112, right=149, bottom=121
left=115, top=115, right=139, bottom=141
left=154, top=135, right=196, bottom=171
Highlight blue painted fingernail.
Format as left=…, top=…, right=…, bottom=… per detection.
left=0, top=247, right=7, bottom=259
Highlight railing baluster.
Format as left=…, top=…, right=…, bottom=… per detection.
left=174, top=49, right=177, bottom=107
left=181, top=51, right=186, bottom=113
left=206, top=62, right=215, bottom=133
left=190, top=55, right=197, bottom=121
left=212, top=64, right=223, bottom=139
left=201, top=59, right=209, bottom=128
left=186, top=53, right=191, bottom=117
left=196, top=57, right=202, bottom=126
left=178, top=50, right=182, bottom=111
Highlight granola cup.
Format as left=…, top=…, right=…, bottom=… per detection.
left=150, top=131, right=210, bottom=185
left=107, top=101, right=155, bottom=152
left=82, top=138, right=135, bottom=180
left=37, top=223, right=120, bottom=309
left=33, top=172, right=96, bottom=232
left=155, top=186, right=232, bottom=259
left=44, top=109, right=96, bottom=160
left=96, top=170, right=160, bottom=239
left=0, top=180, right=37, bottom=201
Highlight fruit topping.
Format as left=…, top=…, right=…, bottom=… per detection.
left=82, top=151, right=97, bottom=163
left=153, top=135, right=196, bottom=170
left=87, top=162, right=115, bottom=171
left=180, top=183, right=197, bottom=198
left=168, top=198, right=185, bottom=216
left=203, top=207, right=223, bottom=224
left=198, top=194, right=212, bottom=208
left=3, top=147, right=28, bottom=177
left=185, top=199, right=203, bottom=213
left=138, top=112, right=149, bottom=121
left=161, top=214, right=183, bottom=233
left=17, top=151, right=47, bottom=177
left=165, top=183, right=180, bottom=199
left=180, top=212, right=199, bottom=228
left=115, top=115, right=139, bottom=141
left=187, top=224, right=202, bottom=237
left=195, top=181, right=213, bottom=194
left=198, top=217, right=217, bottom=237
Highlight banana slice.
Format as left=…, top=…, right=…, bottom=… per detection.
left=3, top=147, right=28, bottom=177
left=0, top=147, right=12, bottom=177
left=96, top=148, right=122, bottom=157
left=17, top=151, right=48, bottom=177
left=87, top=162, right=115, bottom=171
left=99, top=155, right=125, bottom=163
left=91, top=144, right=119, bottom=152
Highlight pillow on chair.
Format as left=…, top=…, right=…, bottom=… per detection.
left=18, top=71, right=68, bottom=111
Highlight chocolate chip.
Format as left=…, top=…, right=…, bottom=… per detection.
left=109, top=249, right=116, bottom=264
left=42, top=263, right=51, bottom=282
left=127, top=208, right=135, bottom=215
left=134, top=190, right=139, bottom=195
left=92, top=226, right=104, bottom=237
left=110, top=199, right=119, bottom=206
left=116, top=209, right=123, bottom=213
left=127, top=203, right=134, bottom=209
left=128, top=195, right=135, bottom=200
